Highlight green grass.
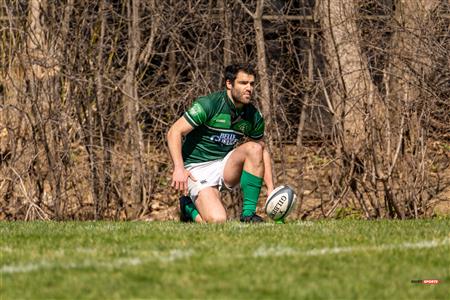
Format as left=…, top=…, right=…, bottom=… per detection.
left=1, top=219, right=449, bottom=300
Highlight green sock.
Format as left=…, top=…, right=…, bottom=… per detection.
left=240, top=170, right=263, bottom=217
left=185, top=201, right=199, bottom=221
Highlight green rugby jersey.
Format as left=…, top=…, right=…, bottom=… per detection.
left=182, top=90, right=265, bottom=165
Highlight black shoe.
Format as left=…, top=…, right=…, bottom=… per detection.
left=240, top=213, right=264, bottom=223
left=179, top=196, right=193, bottom=223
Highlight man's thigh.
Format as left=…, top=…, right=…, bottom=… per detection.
left=187, top=160, right=223, bottom=201
left=195, top=187, right=227, bottom=223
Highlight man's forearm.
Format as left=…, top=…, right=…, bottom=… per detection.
left=167, top=129, right=185, bottom=169
left=167, top=117, right=195, bottom=170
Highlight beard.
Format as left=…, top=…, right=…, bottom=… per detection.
left=231, top=88, right=251, bottom=105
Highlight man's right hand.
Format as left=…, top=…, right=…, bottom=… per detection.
left=171, top=167, right=196, bottom=195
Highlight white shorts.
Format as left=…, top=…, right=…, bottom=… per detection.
left=185, top=150, right=235, bottom=202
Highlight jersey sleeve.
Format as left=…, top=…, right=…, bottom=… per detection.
left=183, top=97, right=213, bottom=127
left=249, top=109, right=265, bottom=140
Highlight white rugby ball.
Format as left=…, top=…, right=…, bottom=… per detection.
left=264, top=185, right=297, bottom=221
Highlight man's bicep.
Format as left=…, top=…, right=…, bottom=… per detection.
left=171, top=116, right=195, bottom=136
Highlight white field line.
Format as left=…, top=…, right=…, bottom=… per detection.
left=228, top=221, right=315, bottom=229
left=3, top=238, right=449, bottom=274
left=0, top=249, right=193, bottom=274
left=253, top=237, right=450, bottom=257
left=0, top=246, right=14, bottom=253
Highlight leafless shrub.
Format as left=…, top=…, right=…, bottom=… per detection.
left=1, top=0, right=448, bottom=220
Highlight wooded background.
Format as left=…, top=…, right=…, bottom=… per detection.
left=1, top=0, right=449, bottom=220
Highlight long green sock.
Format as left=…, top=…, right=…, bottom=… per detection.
left=185, top=201, right=199, bottom=221
left=240, top=170, right=263, bottom=217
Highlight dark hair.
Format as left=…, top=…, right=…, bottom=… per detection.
left=224, top=63, right=256, bottom=84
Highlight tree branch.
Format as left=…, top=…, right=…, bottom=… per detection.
left=235, top=0, right=254, bottom=18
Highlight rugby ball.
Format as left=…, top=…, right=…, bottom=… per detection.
left=264, top=185, right=297, bottom=221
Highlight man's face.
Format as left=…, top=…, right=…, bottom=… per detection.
left=227, top=71, right=255, bottom=107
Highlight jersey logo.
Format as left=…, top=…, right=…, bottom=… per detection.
left=210, top=133, right=238, bottom=146
left=236, top=122, right=250, bottom=133
left=188, top=102, right=204, bottom=117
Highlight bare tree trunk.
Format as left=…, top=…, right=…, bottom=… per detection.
left=219, top=0, right=233, bottom=67
left=318, top=0, right=407, bottom=218
left=386, top=0, right=440, bottom=112
left=253, top=0, right=273, bottom=144
left=383, top=0, right=443, bottom=218
left=237, top=0, right=273, bottom=144
left=296, top=30, right=315, bottom=148
left=139, top=0, right=159, bottom=65
left=319, top=0, right=371, bottom=154
left=124, top=0, right=144, bottom=215
left=91, top=0, right=113, bottom=219
left=26, top=0, right=65, bottom=219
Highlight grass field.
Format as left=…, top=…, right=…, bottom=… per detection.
left=1, top=219, right=449, bottom=299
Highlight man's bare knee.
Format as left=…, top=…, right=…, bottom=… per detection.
left=205, top=214, right=227, bottom=223
left=243, top=141, right=263, bottom=157
left=247, top=142, right=263, bottom=165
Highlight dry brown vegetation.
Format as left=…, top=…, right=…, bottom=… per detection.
left=1, top=0, right=449, bottom=220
